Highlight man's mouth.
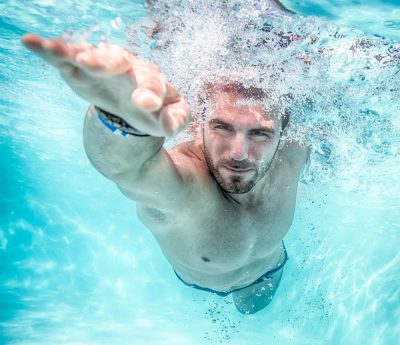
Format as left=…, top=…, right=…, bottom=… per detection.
left=222, top=165, right=253, bottom=174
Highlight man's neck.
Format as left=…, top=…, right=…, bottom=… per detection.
left=224, top=174, right=270, bottom=207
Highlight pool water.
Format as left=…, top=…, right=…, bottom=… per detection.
left=0, top=1, right=399, bottom=344
left=283, top=0, right=400, bottom=41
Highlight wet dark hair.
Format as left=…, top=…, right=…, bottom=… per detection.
left=198, top=81, right=290, bottom=131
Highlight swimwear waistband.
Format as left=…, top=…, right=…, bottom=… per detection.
left=174, top=241, right=289, bottom=297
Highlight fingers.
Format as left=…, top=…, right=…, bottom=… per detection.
left=163, top=82, right=182, bottom=106
left=22, top=33, right=136, bottom=79
left=22, top=33, right=66, bottom=67
left=22, top=33, right=191, bottom=137
left=75, top=45, right=134, bottom=77
left=131, top=62, right=167, bottom=111
left=160, top=98, right=191, bottom=137
left=21, top=33, right=92, bottom=70
left=21, top=33, right=43, bottom=53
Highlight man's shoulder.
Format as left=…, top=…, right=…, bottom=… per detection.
left=132, top=139, right=209, bottom=214
left=166, top=139, right=210, bottom=180
left=168, top=140, right=206, bottom=168
left=270, top=0, right=296, bottom=14
left=279, top=140, right=310, bottom=169
left=169, top=139, right=204, bottom=158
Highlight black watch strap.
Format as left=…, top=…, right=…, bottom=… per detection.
left=94, top=106, right=150, bottom=137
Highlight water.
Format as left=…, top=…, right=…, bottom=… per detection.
left=1, top=1, right=399, bottom=344
left=282, top=0, right=400, bottom=41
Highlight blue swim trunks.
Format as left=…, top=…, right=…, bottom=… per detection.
left=174, top=242, right=289, bottom=297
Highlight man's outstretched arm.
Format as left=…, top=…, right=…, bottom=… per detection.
left=82, top=104, right=194, bottom=209
left=22, top=34, right=192, bottom=209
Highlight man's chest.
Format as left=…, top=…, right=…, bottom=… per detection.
left=191, top=193, right=292, bottom=246
left=138, top=185, right=295, bottom=270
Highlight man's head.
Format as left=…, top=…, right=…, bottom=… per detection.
left=200, top=81, right=288, bottom=194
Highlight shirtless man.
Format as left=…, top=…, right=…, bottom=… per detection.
left=21, top=22, right=308, bottom=313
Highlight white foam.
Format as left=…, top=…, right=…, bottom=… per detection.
left=125, top=0, right=400, bottom=190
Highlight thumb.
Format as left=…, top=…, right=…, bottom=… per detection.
left=159, top=100, right=191, bottom=137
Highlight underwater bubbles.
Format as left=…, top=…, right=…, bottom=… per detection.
left=127, top=0, right=400, bottom=190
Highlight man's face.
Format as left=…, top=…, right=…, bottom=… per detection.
left=203, top=90, right=281, bottom=194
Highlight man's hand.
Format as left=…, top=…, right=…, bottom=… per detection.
left=21, top=34, right=190, bottom=137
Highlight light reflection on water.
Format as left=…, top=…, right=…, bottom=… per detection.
left=1, top=184, right=399, bottom=344
left=0, top=1, right=399, bottom=344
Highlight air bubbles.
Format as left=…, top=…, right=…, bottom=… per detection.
left=111, top=17, right=122, bottom=31
left=62, top=28, right=75, bottom=42
left=129, top=0, right=400, bottom=190
left=384, top=21, right=400, bottom=29
left=61, top=17, right=124, bottom=46
left=91, top=23, right=101, bottom=32
left=100, top=34, right=107, bottom=44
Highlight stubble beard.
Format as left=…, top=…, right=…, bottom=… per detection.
left=203, top=146, right=271, bottom=194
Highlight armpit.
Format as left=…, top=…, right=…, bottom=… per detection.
left=137, top=204, right=169, bottom=224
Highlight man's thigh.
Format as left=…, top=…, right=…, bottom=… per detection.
left=231, top=268, right=284, bottom=315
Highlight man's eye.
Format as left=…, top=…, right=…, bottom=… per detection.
left=251, top=131, right=271, bottom=137
left=214, top=125, right=231, bottom=131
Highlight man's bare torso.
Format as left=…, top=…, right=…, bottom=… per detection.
left=136, top=139, right=307, bottom=292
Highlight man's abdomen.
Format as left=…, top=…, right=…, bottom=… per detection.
left=159, top=233, right=285, bottom=292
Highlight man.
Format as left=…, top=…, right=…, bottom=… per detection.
left=21, top=29, right=308, bottom=314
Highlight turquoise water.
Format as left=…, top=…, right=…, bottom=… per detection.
left=1, top=1, right=399, bottom=344
left=283, top=0, right=400, bottom=41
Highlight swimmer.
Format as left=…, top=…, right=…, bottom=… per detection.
left=21, top=10, right=309, bottom=314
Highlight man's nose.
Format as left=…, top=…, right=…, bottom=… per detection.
left=230, top=134, right=249, bottom=161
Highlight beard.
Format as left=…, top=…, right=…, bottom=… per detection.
left=203, top=147, right=272, bottom=194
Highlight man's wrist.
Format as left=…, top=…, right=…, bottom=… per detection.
left=94, top=106, right=150, bottom=137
